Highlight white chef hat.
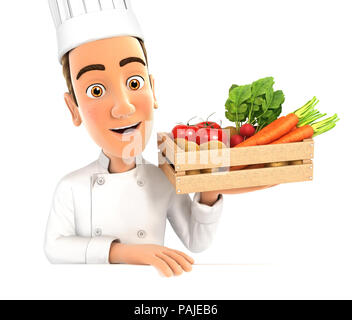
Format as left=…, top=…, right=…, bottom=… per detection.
left=48, top=0, right=144, bottom=63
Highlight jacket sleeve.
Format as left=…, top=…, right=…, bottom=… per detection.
left=44, top=179, right=118, bottom=264
left=167, top=192, right=223, bottom=253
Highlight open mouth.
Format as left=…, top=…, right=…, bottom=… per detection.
left=110, top=122, right=142, bottom=135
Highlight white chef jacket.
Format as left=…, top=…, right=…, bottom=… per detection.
left=44, top=152, right=223, bottom=264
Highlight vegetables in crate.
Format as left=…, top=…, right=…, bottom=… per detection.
left=240, top=124, right=256, bottom=138
left=271, top=114, right=339, bottom=144
left=174, top=139, right=201, bottom=176
left=230, top=134, right=244, bottom=147
left=172, top=116, right=228, bottom=148
left=196, top=113, right=222, bottom=129
left=225, top=77, right=285, bottom=136
left=172, top=124, right=198, bottom=143
left=171, top=117, right=228, bottom=175
left=236, top=97, right=327, bottom=147
left=231, top=97, right=338, bottom=170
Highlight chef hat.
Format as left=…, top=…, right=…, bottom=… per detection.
left=48, top=0, right=144, bottom=63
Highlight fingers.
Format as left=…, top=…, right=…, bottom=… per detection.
left=163, top=250, right=193, bottom=272
left=150, top=256, right=173, bottom=278
left=220, top=184, right=278, bottom=194
left=250, top=184, right=278, bottom=191
left=149, top=246, right=195, bottom=277
left=156, top=253, right=184, bottom=276
left=247, top=185, right=270, bottom=192
left=170, top=249, right=195, bottom=265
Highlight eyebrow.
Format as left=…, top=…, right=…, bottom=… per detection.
left=119, top=57, right=146, bottom=67
left=76, top=64, right=106, bottom=80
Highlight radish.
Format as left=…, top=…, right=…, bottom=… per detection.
left=240, top=124, right=256, bottom=138
left=230, top=134, right=244, bottom=148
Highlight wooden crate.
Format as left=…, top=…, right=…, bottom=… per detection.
left=157, top=132, right=314, bottom=194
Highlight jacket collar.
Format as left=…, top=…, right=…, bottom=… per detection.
left=97, top=151, right=145, bottom=174
left=98, top=152, right=110, bottom=172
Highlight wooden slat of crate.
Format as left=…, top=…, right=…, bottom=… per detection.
left=157, top=132, right=314, bottom=171
left=158, top=153, right=313, bottom=194
left=158, top=152, right=186, bottom=178
left=158, top=157, right=176, bottom=187
left=178, top=163, right=313, bottom=194
left=157, top=132, right=182, bottom=165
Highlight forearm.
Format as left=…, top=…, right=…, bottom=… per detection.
left=109, top=242, right=130, bottom=264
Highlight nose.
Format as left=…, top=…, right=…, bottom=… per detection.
left=111, top=94, right=136, bottom=120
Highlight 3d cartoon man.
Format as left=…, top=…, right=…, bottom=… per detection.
left=45, top=0, right=269, bottom=277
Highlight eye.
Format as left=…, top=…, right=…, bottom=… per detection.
left=127, top=76, right=145, bottom=91
left=86, top=84, right=106, bottom=99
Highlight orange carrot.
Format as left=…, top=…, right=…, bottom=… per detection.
left=235, top=97, right=322, bottom=148
left=231, top=115, right=338, bottom=172
left=271, top=125, right=314, bottom=144
left=255, top=113, right=299, bottom=145
left=235, top=116, right=286, bottom=148
left=235, top=135, right=257, bottom=147
left=235, top=114, right=298, bottom=147
left=256, top=116, right=287, bottom=136
left=271, top=114, right=339, bottom=144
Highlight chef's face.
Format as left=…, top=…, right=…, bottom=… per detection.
left=65, top=36, right=157, bottom=160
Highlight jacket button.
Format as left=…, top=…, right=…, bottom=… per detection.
left=97, top=177, right=105, bottom=186
left=137, top=230, right=147, bottom=239
left=137, top=180, right=144, bottom=187
left=94, top=228, right=102, bottom=237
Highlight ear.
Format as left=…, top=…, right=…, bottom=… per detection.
left=149, top=74, right=158, bottom=110
left=64, top=93, right=82, bottom=127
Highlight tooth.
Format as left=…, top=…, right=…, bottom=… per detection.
left=112, top=122, right=139, bottom=130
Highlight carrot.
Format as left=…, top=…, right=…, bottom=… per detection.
left=231, top=114, right=338, bottom=172
left=255, top=113, right=299, bottom=145
left=235, top=97, right=323, bottom=148
left=235, top=112, right=300, bottom=147
left=288, top=108, right=326, bottom=134
left=235, top=117, right=286, bottom=147
left=255, top=116, right=287, bottom=135
left=271, top=114, right=339, bottom=144
left=271, top=125, right=314, bottom=144
left=234, top=135, right=257, bottom=147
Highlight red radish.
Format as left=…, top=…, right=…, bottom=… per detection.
left=230, top=134, right=244, bottom=147
left=240, top=124, right=256, bottom=138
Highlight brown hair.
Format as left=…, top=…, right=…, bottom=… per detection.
left=61, top=38, right=148, bottom=106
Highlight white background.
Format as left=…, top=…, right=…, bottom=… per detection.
left=0, top=0, right=351, bottom=299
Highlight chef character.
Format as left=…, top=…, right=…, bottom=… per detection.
left=45, top=0, right=269, bottom=277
